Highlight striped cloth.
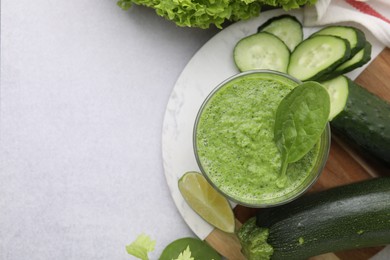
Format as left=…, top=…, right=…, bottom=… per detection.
left=304, top=0, right=390, bottom=47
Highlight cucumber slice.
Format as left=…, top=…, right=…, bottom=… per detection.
left=257, top=14, right=303, bottom=51
left=335, top=41, right=372, bottom=74
left=233, top=32, right=290, bottom=73
left=311, top=25, right=366, bottom=56
left=287, top=35, right=351, bottom=81
left=320, top=76, right=349, bottom=120
left=320, top=41, right=372, bottom=80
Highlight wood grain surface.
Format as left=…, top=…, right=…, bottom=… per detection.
left=205, top=48, right=390, bottom=259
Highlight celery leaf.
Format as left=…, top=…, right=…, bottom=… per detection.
left=126, top=234, right=156, bottom=260
left=173, top=245, right=194, bottom=260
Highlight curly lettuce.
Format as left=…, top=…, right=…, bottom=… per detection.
left=117, top=0, right=317, bottom=29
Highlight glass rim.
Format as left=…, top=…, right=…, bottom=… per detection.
left=193, top=70, right=331, bottom=208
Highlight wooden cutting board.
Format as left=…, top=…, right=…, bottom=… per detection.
left=205, top=47, right=390, bottom=260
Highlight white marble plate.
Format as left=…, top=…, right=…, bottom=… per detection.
left=161, top=9, right=385, bottom=240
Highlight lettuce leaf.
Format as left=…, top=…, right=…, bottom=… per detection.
left=117, top=0, right=317, bottom=29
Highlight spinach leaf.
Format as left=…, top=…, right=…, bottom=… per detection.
left=274, top=81, right=330, bottom=182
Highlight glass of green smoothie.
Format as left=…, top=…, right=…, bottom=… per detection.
left=193, top=70, right=330, bottom=208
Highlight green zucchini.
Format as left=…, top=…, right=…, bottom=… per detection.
left=238, top=178, right=390, bottom=260
left=311, top=25, right=366, bottom=57
left=327, top=76, right=390, bottom=164
left=233, top=32, right=290, bottom=73
left=257, top=14, right=303, bottom=51
left=287, top=35, right=351, bottom=81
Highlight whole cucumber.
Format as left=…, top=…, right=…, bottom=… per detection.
left=331, top=78, right=390, bottom=164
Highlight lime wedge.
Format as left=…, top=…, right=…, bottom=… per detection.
left=178, top=171, right=235, bottom=233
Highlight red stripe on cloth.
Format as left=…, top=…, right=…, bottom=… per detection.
left=346, top=0, right=390, bottom=24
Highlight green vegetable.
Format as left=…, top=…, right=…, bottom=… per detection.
left=328, top=76, right=390, bottom=164
left=159, top=237, right=221, bottom=260
left=257, top=14, right=303, bottom=51
left=126, top=235, right=221, bottom=260
left=310, top=25, right=366, bottom=57
left=173, top=246, right=194, bottom=260
left=238, top=178, right=390, bottom=260
left=334, top=41, right=371, bottom=73
left=237, top=218, right=274, bottom=260
left=233, top=32, right=290, bottom=72
left=321, top=41, right=372, bottom=81
left=320, top=75, right=349, bottom=120
left=117, top=0, right=318, bottom=29
left=274, top=82, right=330, bottom=183
left=287, top=35, right=351, bottom=81
left=126, top=234, right=156, bottom=260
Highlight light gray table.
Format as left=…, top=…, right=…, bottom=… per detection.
left=1, top=1, right=218, bottom=259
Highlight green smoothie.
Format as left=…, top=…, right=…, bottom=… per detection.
left=194, top=71, right=328, bottom=206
